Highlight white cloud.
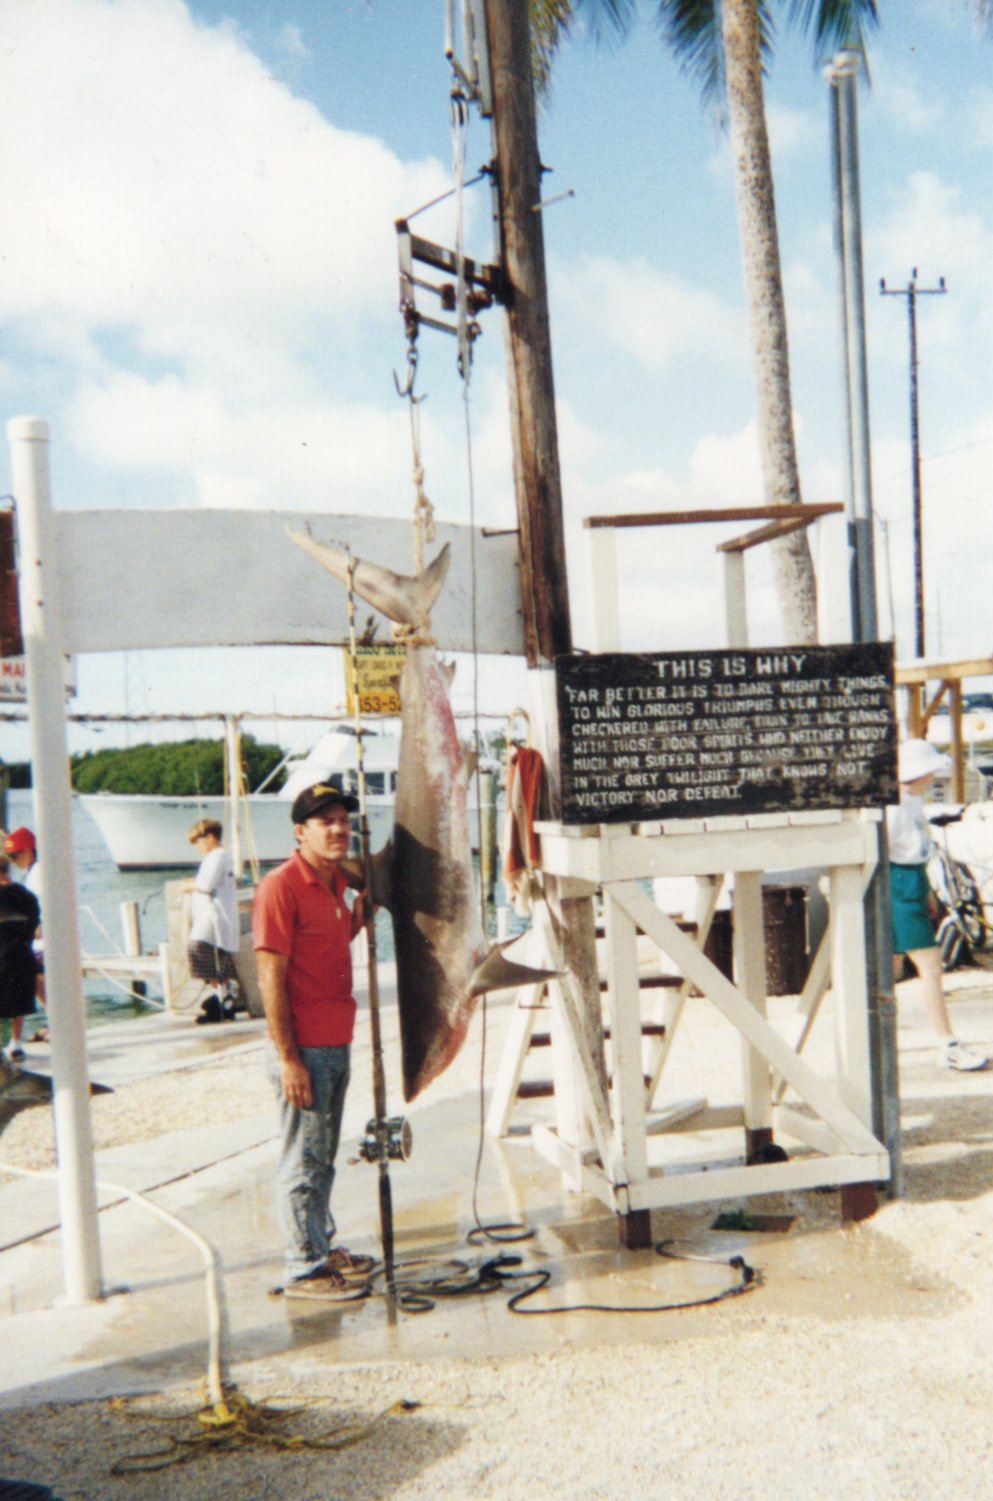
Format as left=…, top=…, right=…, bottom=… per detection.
left=275, top=23, right=309, bottom=64
left=0, top=0, right=448, bottom=375
left=970, top=86, right=993, bottom=146
left=873, top=173, right=992, bottom=295
left=559, top=255, right=746, bottom=375
left=688, top=422, right=763, bottom=503
left=766, top=101, right=819, bottom=158
left=869, top=59, right=946, bottom=137
left=67, top=370, right=415, bottom=512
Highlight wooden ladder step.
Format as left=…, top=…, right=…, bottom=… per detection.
left=529, top=1021, right=666, bottom=1049
left=595, top=920, right=697, bottom=939
left=516, top=1080, right=555, bottom=1100
left=599, top=973, right=681, bottom=992
left=517, top=1073, right=653, bottom=1100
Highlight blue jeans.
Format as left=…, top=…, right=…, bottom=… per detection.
left=267, top=1042, right=351, bottom=1280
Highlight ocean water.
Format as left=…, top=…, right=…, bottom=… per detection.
left=2, top=788, right=515, bottom=1031
left=4, top=787, right=187, bottom=1027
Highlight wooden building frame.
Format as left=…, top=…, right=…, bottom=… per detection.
left=896, top=654, right=993, bottom=802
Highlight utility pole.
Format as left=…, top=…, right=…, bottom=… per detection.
left=483, top=0, right=616, bottom=1232
left=483, top=0, right=570, bottom=665
left=880, top=270, right=946, bottom=659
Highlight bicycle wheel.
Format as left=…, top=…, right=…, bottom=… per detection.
left=951, top=864, right=988, bottom=949
left=937, top=916, right=967, bottom=973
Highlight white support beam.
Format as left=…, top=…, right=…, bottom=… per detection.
left=9, top=418, right=103, bottom=1304
left=624, top=1152, right=886, bottom=1212
left=733, top=870, right=772, bottom=1134
left=829, top=862, right=873, bottom=1124
left=722, top=549, right=749, bottom=648
left=484, top=981, right=544, bottom=1139
left=613, top=882, right=883, bottom=1154
left=584, top=524, right=620, bottom=651
left=602, top=889, right=648, bottom=1187
left=52, top=508, right=525, bottom=657
left=646, top=874, right=723, bottom=1103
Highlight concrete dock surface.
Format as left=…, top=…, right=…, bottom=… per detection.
left=2, top=959, right=993, bottom=1411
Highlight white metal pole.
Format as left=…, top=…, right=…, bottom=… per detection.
left=8, top=416, right=104, bottom=1303
left=225, top=714, right=243, bottom=879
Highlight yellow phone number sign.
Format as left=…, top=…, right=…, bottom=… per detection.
left=344, top=645, right=406, bottom=716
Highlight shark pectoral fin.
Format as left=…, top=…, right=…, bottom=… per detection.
left=468, top=942, right=561, bottom=1000
left=367, top=843, right=393, bottom=912
left=338, top=857, right=366, bottom=891
left=461, top=744, right=479, bottom=781
left=338, top=849, right=392, bottom=909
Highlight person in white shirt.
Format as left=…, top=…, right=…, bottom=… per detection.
left=886, top=739, right=988, bottom=1072
left=185, top=818, right=241, bottom=1024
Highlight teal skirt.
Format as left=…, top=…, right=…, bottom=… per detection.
left=890, top=862, right=937, bottom=954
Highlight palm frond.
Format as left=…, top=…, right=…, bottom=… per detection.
left=654, top=2, right=776, bottom=107
left=655, top=0, right=723, bottom=101
left=528, top=0, right=576, bottom=95
left=529, top=0, right=636, bottom=98
left=782, top=0, right=880, bottom=54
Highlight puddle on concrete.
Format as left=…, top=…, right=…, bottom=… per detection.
left=51, top=1087, right=964, bottom=1390
left=54, top=1193, right=963, bottom=1397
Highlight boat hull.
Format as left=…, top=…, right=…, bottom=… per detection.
left=79, top=792, right=393, bottom=870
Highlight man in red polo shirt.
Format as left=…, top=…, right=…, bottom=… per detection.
left=253, top=780, right=376, bottom=1294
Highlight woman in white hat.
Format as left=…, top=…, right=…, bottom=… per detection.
left=887, top=739, right=988, bottom=1071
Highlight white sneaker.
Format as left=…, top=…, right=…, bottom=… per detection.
left=940, top=1039, right=989, bottom=1072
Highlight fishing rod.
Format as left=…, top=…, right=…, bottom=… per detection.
left=346, top=556, right=411, bottom=1301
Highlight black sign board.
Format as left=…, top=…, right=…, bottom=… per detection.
left=555, top=642, right=897, bottom=825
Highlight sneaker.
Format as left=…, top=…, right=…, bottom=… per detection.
left=6, top=1044, right=25, bottom=1062
left=195, top=994, right=223, bottom=1026
left=283, top=1266, right=366, bottom=1301
left=326, top=1246, right=377, bottom=1280
left=940, top=1039, right=989, bottom=1072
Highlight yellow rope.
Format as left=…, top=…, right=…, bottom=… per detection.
left=110, top=1391, right=419, bottom=1472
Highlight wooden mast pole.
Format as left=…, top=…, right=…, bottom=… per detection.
left=483, top=0, right=632, bottom=1240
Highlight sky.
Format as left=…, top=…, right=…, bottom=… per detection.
left=0, top=0, right=990, bottom=765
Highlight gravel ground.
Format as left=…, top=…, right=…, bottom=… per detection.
left=2, top=968, right=993, bottom=1500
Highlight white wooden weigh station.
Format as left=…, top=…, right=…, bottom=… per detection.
left=526, top=807, right=887, bottom=1245
left=492, top=504, right=890, bottom=1248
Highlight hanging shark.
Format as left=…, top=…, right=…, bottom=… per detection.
left=287, top=528, right=556, bottom=1101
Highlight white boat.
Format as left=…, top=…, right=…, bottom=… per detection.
left=80, top=725, right=399, bottom=870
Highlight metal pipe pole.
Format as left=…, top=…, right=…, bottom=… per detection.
left=907, top=283, right=924, bottom=658
left=8, top=416, right=104, bottom=1302
left=224, top=714, right=243, bottom=880
left=828, top=52, right=902, bottom=1198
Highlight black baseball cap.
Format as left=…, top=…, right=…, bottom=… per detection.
left=291, top=779, right=359, bottom=823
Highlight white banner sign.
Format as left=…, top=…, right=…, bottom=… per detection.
left=0, top=656, right=26, bottom=702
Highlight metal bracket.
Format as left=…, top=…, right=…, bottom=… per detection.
left=395, top=218, right=503, bottom=344
left=444, top=0, right=493, bottom=116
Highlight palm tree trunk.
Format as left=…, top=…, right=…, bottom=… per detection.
left=721, top=0, right=819, bottom=644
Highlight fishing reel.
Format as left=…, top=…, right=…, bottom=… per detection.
left=359, top=1114, right=413, bottom=1165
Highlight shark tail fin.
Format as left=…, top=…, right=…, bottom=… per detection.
left=468, top=940, right=561, bottom=1000
left=286, top=527, right=450, bottom=631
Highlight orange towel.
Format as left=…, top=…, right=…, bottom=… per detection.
left=502, top=746, right=544, bottom=902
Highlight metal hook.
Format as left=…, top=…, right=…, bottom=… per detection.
left=392, top=343, right=419, bottom=400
